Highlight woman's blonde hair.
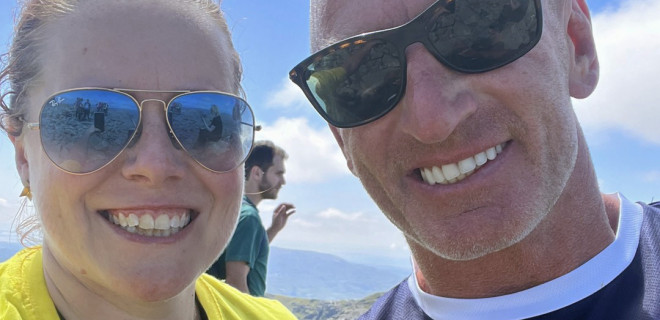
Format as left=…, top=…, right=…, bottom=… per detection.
left=0, top=0, right=244, bottom=245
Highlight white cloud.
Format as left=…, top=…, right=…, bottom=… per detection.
left=289, top=218, right=322, bottom=228
left=643, top=170, right=660, bottom=183
left=255, top=117, right=350, bottom=183
left=271, top=206, right=410, bottom=261
left=264, top=77, right=310, bottom=110
left=573, top=0, right=660, bottom=144
left=0, top=197, right=21, bottom=224
left=257, top=201, right=277, bottom=214
left=317, top=208, right=363, bottom=221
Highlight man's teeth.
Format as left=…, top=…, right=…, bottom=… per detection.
left=108, top=210, right=191, bottom=237
left=420, top=143, right=505, bottom=185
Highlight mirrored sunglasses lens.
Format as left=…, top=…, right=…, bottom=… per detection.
left=427, top=0, right=540, bottom=72
left=40, top=89, right=139, bottom=173
left=168, top=93, right=254, bottom=172
left=305, top=39, right=404, bottom=127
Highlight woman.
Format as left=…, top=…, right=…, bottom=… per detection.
left=0, top=0, right=296, bottom=319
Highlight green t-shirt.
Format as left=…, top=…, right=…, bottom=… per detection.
left=207, top=196, right=269, bottom=296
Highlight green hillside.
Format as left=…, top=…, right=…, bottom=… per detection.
left=269, top=292, right=383, bottom=320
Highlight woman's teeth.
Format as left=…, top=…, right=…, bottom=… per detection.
left=106, top=210, right=192, bottom=237
left=420, top=143, right=505, bottom=185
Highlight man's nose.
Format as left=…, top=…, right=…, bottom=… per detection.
left=120, top=100, right=187, bottom=186
left=397, top=43, right=477, bottom=144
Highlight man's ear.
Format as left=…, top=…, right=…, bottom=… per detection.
left=329, top=125, right=356, bottom=176
left=567, top=0, right=599, bottom=99
left=9, top=134, right=30, bottom=187
left=248, top=165, right=262, bottom=181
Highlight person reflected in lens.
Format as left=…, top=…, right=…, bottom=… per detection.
left=83, top=99, right=92, bottom=120
left=292, top=0, right=660, bottom=319
left=198, top=104, right=224, bottom=144
left=0, top=0, right=295, bottom=319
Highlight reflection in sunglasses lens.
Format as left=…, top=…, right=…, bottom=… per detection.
left=39, top=89, right=254, bottom=174
left=305, top=40, right=403, bottom=126
left=40, top=89, right=139, bottom=173
left=428, top=0, right=539, bottom=71
left=168, top=93, right=254, bottom=172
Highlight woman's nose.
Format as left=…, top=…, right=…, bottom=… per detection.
left=120, top=100, right=187, bottom=186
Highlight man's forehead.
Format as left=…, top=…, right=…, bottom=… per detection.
left=312, top=0, right=432, bottom=49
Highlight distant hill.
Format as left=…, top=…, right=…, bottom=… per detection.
left=267, top=246, right=409, bottom=300
left=269, top=292, right=382, bottom=320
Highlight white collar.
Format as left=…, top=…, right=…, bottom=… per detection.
left=409, top=193, right=643, bottom=320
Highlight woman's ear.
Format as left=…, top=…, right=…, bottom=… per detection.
left=567, top=0, right=600, bottom=99
left=9, top=134, right=30, bottom=187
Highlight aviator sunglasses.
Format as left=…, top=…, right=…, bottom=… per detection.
left=24, top=88, right=257, bottom=174
left=289, top=0, right=543, bottom=128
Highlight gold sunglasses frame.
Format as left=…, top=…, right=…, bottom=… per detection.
left=24, top=87, right=260, bottom=175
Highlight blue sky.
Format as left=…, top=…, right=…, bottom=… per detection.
left=1, top=0, right=659, bottom=268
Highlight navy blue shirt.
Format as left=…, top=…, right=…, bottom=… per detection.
left=360, top=201, right=660, bottom=320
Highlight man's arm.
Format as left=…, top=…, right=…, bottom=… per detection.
left=224, top=261, right=251, bottom=294
left=267, top=203, right=295, bottom=243
left=220, top=213, right=262, bottom=294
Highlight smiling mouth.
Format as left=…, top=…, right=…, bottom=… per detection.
left=99, top=209, right=196, bottom=237
left=418, top=142, right=507, bottom=185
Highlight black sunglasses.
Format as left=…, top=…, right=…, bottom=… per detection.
left=24, top=88, right=257, bottom=174
left=289, top=0, right=543, bottom=128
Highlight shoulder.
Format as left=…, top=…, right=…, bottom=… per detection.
left=638, top=201, right=660, bottom=318
left=237, top=203, right=263, bottom=228
left=1, top=247, right=40, bottom=290
left=359, top=277, right=429, bottom=320
left=236, top=212, right=263, bottom=231
left=639, top=199, right=660, bottom=242
left=240, top=201, right=260, bottom=216
left=1, top=247, right=59, bottom=320
left=639, top=201, right=660, bottom=235
left=196, top=274, right=296, bottom=319
left=642, top=201, right=660, bottom=214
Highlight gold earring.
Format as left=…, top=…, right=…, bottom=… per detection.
left=20, top=186, right=32, bottom=200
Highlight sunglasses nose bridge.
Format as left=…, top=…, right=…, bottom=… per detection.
left=121, top=98, right=187, bottom=181
left=138, top=98, right=172, bottom=129
left=139, top=98, right=168, bottom=111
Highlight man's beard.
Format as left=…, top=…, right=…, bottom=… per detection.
left=259, top=178, right=278, bottom=200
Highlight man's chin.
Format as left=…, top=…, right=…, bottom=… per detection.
left=262, top=190, right=279, bottom=200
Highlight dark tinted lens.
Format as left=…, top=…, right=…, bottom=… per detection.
left=167, top=92, right=254, bottom=172
left=39, top=89, right=139, bottom=173
left=304, top=40, right=404, bottom=127
left=427, top=0, right=540, bottom=72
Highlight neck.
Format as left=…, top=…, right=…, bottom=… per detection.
left=411, top=131, right=617, bottom=298
left=244, top=179, right=263, bottom=206
left=245, top=192, right=262, bottom=206
left=42, top=243, right=199, bottom=320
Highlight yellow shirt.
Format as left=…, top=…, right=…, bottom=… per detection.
left=0, top=247, right=297, bottom=319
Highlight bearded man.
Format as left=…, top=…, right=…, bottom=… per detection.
left=207, top=140, right=295, bottom=297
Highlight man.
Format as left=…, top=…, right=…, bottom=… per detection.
left=290, top=0, right=659, bottom=318
left=207, top=140, right=295, bottom=296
